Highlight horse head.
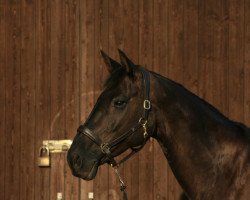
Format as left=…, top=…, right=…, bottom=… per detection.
left=67, top=50, right=155, bottom=180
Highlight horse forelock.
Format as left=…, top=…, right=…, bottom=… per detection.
left=104, top=67, right=126, bottom=89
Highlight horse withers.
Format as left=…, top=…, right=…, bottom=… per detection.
left=67, top=50, right=250, bottom=200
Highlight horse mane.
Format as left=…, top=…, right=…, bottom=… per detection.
left=151, top=71, right=250, bottom=134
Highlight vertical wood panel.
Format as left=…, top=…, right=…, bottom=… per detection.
left=183, top=0, right=198, bottom=94
left=153, top=0, right=169, bottom=199
left=5, top=1, right=21, bottom=199
left=20, top=0, right=36, bottom=199
left=109, top=0, right=123, bottom=52
left=79, top=0, right=95, bottom=199
left=93, top=0, right=110, bottom=200
left=228, top=0, right=245, bottom=122
left=138, top=1, right=154, bottom=200
left=213, top=0, right=229, bottom=115
left=123, top=1, right=139, bottom=199
left=168, top=0, right=184, bottom=84
left=245, top=0, right=250, bottom=126
left=64, top=0, right=80, bottom=199
left=0, top=0, right=6, bottom=199
left=50, top=0, right=66, bottom=199
left=198, top=0, right=215, bottom=103
left=34, top=0, right=51, bottom=199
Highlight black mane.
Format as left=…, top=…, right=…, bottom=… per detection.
left=152, top=71, right=249, bottom=133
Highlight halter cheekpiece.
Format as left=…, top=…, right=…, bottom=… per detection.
left=77, top=67, right=151, bottom=200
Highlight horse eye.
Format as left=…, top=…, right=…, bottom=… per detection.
left=113, top=100, right=127, bottom=108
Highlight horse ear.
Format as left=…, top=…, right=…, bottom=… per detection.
left=100, top=50, right=121, bottom=73
left=118, top=49, right=135, bottom=77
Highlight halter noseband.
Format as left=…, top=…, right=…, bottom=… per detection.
left=77, top=67, right=151, bottom=199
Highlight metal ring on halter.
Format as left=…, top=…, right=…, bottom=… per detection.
left=139, top=117, right=147, bottom=126
left=143, top=100, right=151, bottom=110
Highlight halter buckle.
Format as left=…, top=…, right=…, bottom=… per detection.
left=143, top=100, right=151, bottom=110
left=100, top=143, right=111, bottom=155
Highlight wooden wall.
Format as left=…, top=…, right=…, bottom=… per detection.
left=0, top=0, right=250, bottom=199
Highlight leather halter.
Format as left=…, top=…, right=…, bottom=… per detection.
left=77, top=67, right=151, bottom=167
left=77, top=67, right=151, bottom=200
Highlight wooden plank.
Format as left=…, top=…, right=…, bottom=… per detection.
left=245, top=0, right=250, bottom=126
left=212, top=0, right=229, bottom=115
left=138, top=1, right=154, bottom=200
left=123, top=1, right=140, bottom=199
left=34, top=0, right=51, bottom=199
left=183, top=0, right=199, bottom=94
left=64, top=0, right=80, bottom=199
left=93, top=0, right=110, bottom=199
left=152, top=0, right=169, bottom=199
left=20, top=0, right=36, bottom=199
left=228, top=0, right=245, bottom=122
left=214, top=0, right=229, bottom=111
left=50, top=0, right=66, bottom=199
left=79, top=0, right=95, bottom=199
left=168, top=0, right=184, bottom=86
left=108, top=1, right=125, bottom=199
left=4, top=0, right=21, bottom=199
left=198, top=0, right=215, bottom=104
left=168, top=0, right=185, bottom=199
left=109, top=0, right=124, bottom=52
left=0, top=0, right=6, bottom=199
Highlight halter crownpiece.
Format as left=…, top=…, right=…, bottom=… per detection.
left=77, top=67, right=151, bottom=199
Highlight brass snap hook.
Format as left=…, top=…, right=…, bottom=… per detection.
left=139, top=118, right=148, bottom=139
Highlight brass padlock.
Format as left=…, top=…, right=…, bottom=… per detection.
left=38, top=145, right=50, bottom=167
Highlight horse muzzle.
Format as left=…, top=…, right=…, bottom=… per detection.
left=67, top=146, right=100, bottom=180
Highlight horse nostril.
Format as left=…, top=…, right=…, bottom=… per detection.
left=73, top=155, right=83, bottom=169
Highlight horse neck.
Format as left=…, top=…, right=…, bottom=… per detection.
left=150, top=73, right=249, bottom=199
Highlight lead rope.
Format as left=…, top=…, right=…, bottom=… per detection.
left=110, top=122, right=149, bottom=200
left=112, top=166, right=128, bottom=200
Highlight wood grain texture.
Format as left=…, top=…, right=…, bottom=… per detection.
left=50, top=0, right=66, bottom=199
left=64, top=0, right=80, bottom=199
left=198, top=0, right=215, bottom=103
left=20, top=0, right=36, bottom=199
left=245, top=0, right=250, bottom=126
left=228, top=0, right=245, bottom=122
left=0, top=0, right=6, bottom=199
left=212, top=0, right=229, bottom=115
left=34, top=1, right=51, bottom=199
left=4, top=0, right=21, bottom=199
left=183, top=0, right=198, bottom=94
left=1, top=1, right=250, bottom=199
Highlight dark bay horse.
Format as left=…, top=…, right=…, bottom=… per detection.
left=67, top=50, right=250, bottom=200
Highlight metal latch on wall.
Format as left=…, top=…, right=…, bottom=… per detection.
left=38, top=140, right=72, bottom=167
left=42, top=140, right=72, bottom=153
